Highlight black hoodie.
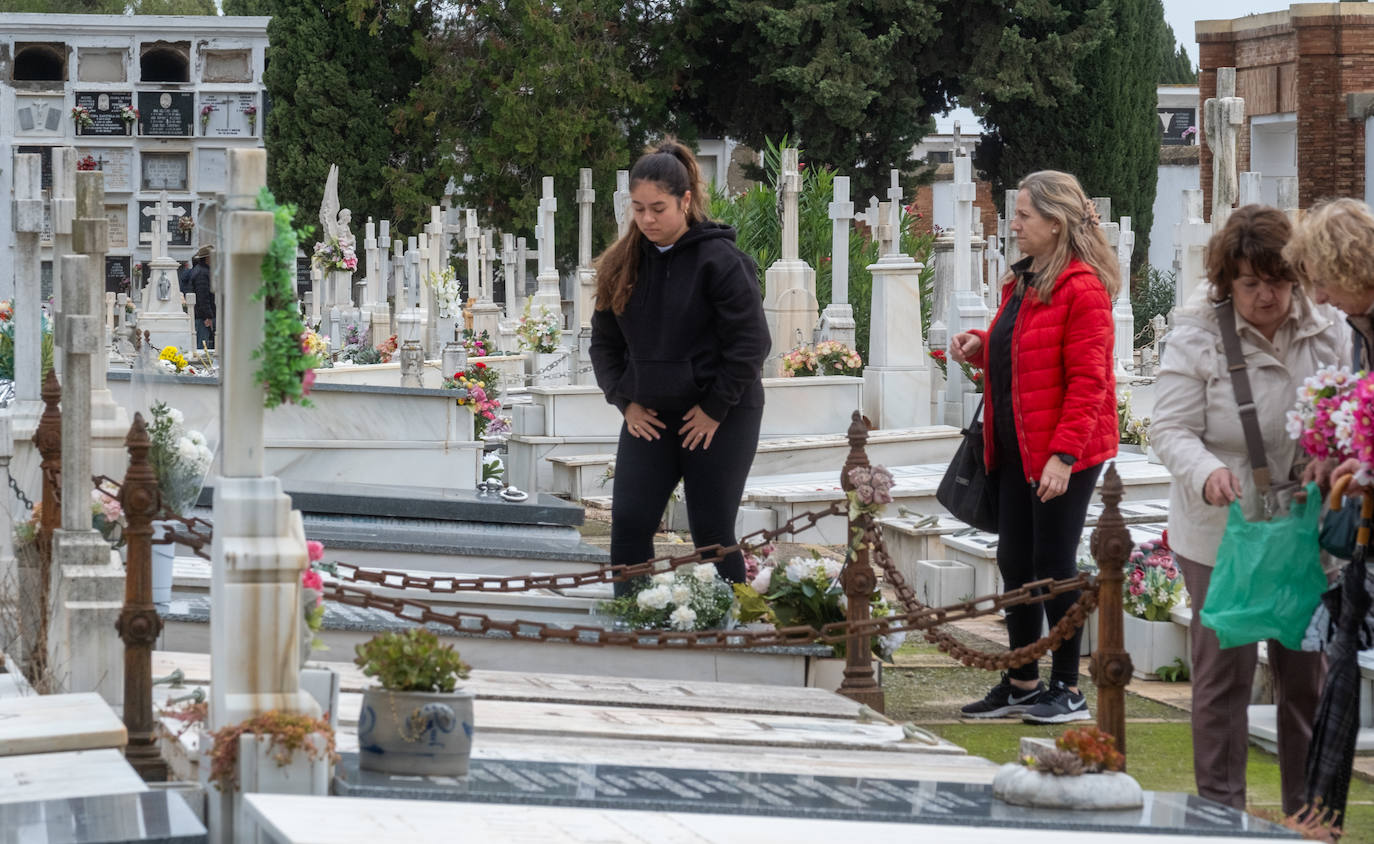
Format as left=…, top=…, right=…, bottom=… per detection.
left=589, top=222, right=769, bottom=421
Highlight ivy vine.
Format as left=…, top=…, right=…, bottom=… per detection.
left=255, top=187, right=321, bottom=409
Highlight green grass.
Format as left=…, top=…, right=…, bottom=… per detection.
left=882, top=666, right=1374, bottom=842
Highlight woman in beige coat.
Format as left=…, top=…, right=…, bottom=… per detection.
left=1151, top=205, right=1345, bottom=814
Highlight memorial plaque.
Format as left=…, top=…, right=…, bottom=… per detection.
left=1159, top=108, right=1197, bottom=146
left=141, top=152, right=190, bottom=192
left=73, top=91, right=134, bottom=137
left=80, top=147, right=132, bottom=192
left=14, top=96, right=62, bottom=136
left=41, top=262, right=53, bottom=303
left=137, top=91, right=193, bottom=137
left=138, top=200, right=193, bottom=248
left=335, top=756, right=1295, bottom=837
left=197, top=148, right=227, bottom=194
left=105, top=256, right=131, bottom=294
left=16, top=146, right=53, bottom=191
left=198, top=92, right=257, bottom=137
left=104, top=204, right=128, bottom=251
left=297, top=254, right=313, bottom=291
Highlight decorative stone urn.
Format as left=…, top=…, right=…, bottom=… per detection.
left=357, top=688, right=476, bottom=776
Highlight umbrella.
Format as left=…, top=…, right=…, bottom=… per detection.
left=1303, top=483, right=1373, bottom=828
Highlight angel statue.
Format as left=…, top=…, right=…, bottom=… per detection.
left=319, top=164, right=341, bottom=244
left=336, top=208, right=355, bottom=255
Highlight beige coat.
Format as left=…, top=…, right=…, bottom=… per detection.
left=1151, top=293, right=1347, bottom=566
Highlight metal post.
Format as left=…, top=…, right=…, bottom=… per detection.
left=29, top=370, right=62, bottom=687
left=116, top=413, right=167, bottom=780
left=1089, top=463, right=1132, bottom=763
left=837, top=409, right=883, bottom=712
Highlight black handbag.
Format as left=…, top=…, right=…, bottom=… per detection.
left=1320, top=495, right=1360, bottom=559
left=937, top=398, right=998, bottom=533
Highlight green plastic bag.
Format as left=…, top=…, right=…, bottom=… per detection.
left=1200, top=482, right=1328, bottom=651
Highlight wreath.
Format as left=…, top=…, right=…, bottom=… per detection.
left=255, top=188, right=321, bottom=408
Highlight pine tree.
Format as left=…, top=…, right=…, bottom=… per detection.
left=1159, top=22, right=1197, bottom=84
left=973, top=0, right=1163, bottom=268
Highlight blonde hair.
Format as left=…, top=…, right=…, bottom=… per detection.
left=1012, top=171, right=1121, bottom=303
left=1283, top=197, right=1374, bottom=295
left=593, top=137, right=710, bottom=314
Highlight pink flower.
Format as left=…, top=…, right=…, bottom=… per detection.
left=302, top=368, right=316, bottom=395
left=301, top=568, right=323, bottom=591
left=306, top=540, right=324, bottom=562
left=1129, top=581, right=1145, bottom=596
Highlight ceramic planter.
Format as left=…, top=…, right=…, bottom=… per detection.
left=1122, top=613, right=1188, bottom=680
left=358, top=688, right=476, bottom=776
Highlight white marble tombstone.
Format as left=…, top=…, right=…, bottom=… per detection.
left=574, top=168, right=598, bottom=385
left=1238, top=171, right=1263, bottom=208
left=1205, top=67, right=1246, bottom=232
left=942, top=157, right=989, bottom=427
left=532, top=176, right=562, bottom=317
left=1175, top=189, right=1210, bottom=308
left=761, top=149, right=819, bottom=376
left=863, top=170, right=932, bottom=428
left=468, top=209, right=501, bottom=345
left=136, top=191, right=197, bottom=353
left=1113, top=217, right=1136, bottom=380
left=50, top=148, right=78, bottom=328
left=11, top=153, right=44, bottom=425
left=817, top=175, right=856, bottom=347
left=1278, top=177, right=1299, bottom=224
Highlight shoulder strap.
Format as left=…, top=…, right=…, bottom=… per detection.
left=1213, top=299, right=1271, bottom=493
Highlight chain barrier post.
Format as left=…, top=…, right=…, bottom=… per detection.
left=116, top=413, right=167, bottom=781
left=1088, top=462, right=1132, bottom=764
left=26, top=370, right=62, bottom=686
left=837, top=409, right=883, bottom=712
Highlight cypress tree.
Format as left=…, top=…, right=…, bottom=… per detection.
left=1159, top=22, right=1198, bottom=84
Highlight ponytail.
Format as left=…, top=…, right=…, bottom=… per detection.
left=594, top=137, right=710, bottom=314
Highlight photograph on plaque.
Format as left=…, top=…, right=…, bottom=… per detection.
left=141, top=152, right=189, bottom=192
left=137, top=91, right=193, bottom=137
left=104, top=204, right=129, bottom=251
left=138, top=199, right=193, bottom=249
left=105, top=256, right=132, bottom=294
left=199, top=92, right=257, bottom=137
left=14, top=96, right=63, bottom=136
left=74, top=91, right=135, bottom=137
left=16, top=146, right=53, bottom=191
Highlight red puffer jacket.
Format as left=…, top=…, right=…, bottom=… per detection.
left=969, top=259, right=1117, bottom=481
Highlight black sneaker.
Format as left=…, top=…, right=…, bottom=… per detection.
left=960, top=673, right=1046, bottom=718
left=1021, top=679, right=1091, bottom=724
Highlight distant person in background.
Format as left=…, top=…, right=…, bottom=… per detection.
left=177, top=260, right=192, bottom=294
left=189, top=245, right=215, bottom=351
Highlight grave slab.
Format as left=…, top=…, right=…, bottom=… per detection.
left=0, top=691, right=127, bottom=757
left=244, top=794, right=1297, bottom=843
left=327, top=758, right=1294, bottom=839
left=0, top=748, right=146, bottom=805
left=0, top=790, right=205, bottom=844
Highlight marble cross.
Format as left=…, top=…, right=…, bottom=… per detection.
left=779, top=148, right=801, bottom=262
left=139, top=191, right=185, bottom=260
left=885, top=169, right=904, bottom=257
left=577, top=168, right=596, bottom=270
left=613, top=170, right=631, bottom=237
left=1204, top=67, right=1245, bottom=231
left=828, top=176, right=853, bottom=306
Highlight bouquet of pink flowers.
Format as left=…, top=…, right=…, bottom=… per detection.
left=1124, top=534, right=1183, bottom=621
left=1286, top=365, right=1374, bottom=483
left=302, top=540, right=327, bottom=650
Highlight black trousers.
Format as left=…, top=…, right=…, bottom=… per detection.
left=994, top=429, right=1100, bottom=687
left=610, top=405, right=763, bottom=597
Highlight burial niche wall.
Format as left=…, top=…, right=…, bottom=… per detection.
left=78, top=48, right=127, bottom=83
left=13, top=43, right=67, bottom=83
left=200, top=49, right=251, bottom=83
left=140, top=42, right=189, bottom=83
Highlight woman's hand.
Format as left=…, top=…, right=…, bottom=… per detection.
left=1330, top=457, right=1368, bottom=495
left=950, top=332, right=982, bottom=364
left=678, top=405, right=720, bottom=451
left=1203, top=467, right=1243, bottom=506
left=623, top=402, right=666, bottom=440
left=1036, top=455, right=1072, bottom=502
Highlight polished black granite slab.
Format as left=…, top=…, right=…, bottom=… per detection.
left=197, top=480, right=584, bottom=527
left=333, top=755, right=1297, bottom=838
left=0, top=791, right=206, bottom=844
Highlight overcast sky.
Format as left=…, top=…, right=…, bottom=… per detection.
left=1163, top=0, right=1283, bottom=67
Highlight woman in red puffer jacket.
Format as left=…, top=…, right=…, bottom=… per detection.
left=950, top=170, right=1118, bottom=725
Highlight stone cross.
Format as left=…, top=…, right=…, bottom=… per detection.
left=942, top=154, right=991, bottom=426
left=952, top=157, right=975, bottom=292
left=780, top=148, right=801, bottom=262
left=50, top=147, right=77, bottom=319
left=502, top=233, right=518, bottom=317
left=1278, top=177, right=1299, bottom=223
left=885, top=169, right=905, bottom=257
left=1003, top=189, right=1021, bottom=267
left=1238, top=171, right=1262, bottom=207
left=1113, top=217, right=1136, bottom=376
left=1175, top=188, right=1210, bottom=306
left=376, top=220, right=391, bottom=304
left=482, top=229, right=495, bottom=305
left=465, top=209, right=481, bottom=307
left=391, top=238, right=403, bottom=302
left=613, top=170, right=631, bottom=237
left=828, top=176, right=853, bottom=306
left=1205, top=67, right=1246, bottom=231
left=405, top=240, right=421, bottom=310
left=427, top=206, right=445, bottom=279
left=517, top=236, right=529, bottom=301
left=11, top=153, right=44, bottom=407
left=533, top=176, right=561, bottom=315
left=139, top=191, right=185, bottom=261
left=576, top=168, right=597, bottom=335
left=363, top=218, right=378, bottom=307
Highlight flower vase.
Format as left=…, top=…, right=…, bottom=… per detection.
left=151, top=522, right=174, bottom=609
left=533, top=350, right=570, bottom=386
left=1122, top=613, right=1188, bottom=680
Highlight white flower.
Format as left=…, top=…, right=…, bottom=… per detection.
left=784, top=557, right=810, bottom=583
left=669, top=605, right=697, bottom=630
left=168, top=407, right=184, bottom=426
left=821, top=558, right=843, bottom=581
left=636, top=585, right=672, bottom=610
left=651, top=572, right=675, bottom=587
left=751, top=567, right=773, bottom=593
left=157, top=359, right=176, bottom=373
left=693, top=563, right=717, bottom=583
left=187, top=430, right=206, bottom=447
left=671, top=584, right=692, bottom=605
left=196, top=445, right=213, bottom=469
left=837, top=593, right=849, bottom=611
left=175, top=437, right=199, bottom=463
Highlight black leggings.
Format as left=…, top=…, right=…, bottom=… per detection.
left=994, top=431, right=1101, bottom=687
left=610, top=405, right=763, bottom=597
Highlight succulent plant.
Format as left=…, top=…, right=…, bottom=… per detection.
left=354, top=629, right=471, bottom=693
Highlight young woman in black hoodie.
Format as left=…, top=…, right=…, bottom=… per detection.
left=590, top=139, right=770, bottom=597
